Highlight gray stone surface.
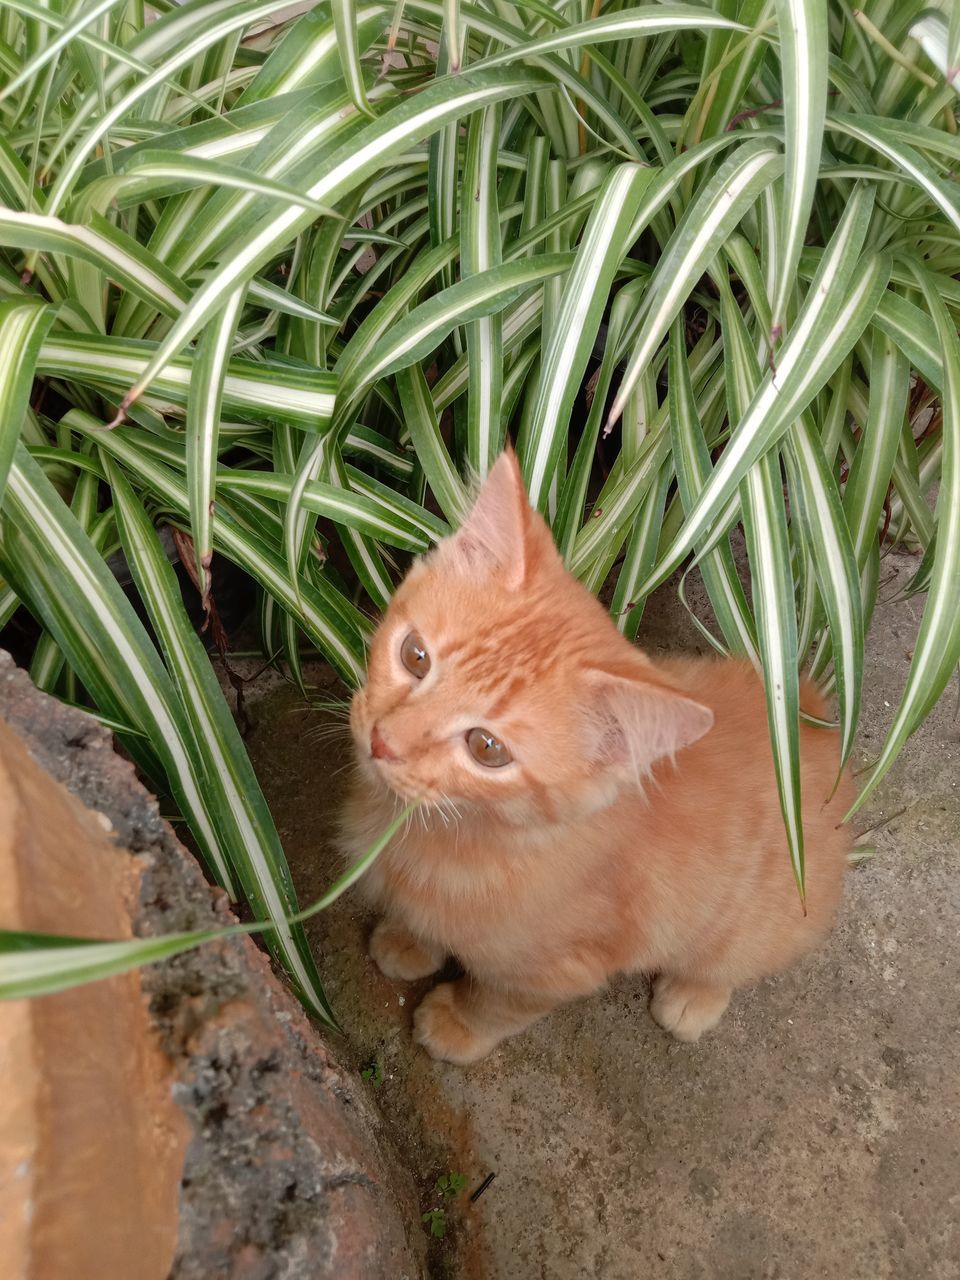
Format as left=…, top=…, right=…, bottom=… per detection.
left=237, top=547, right=959, bottom=1280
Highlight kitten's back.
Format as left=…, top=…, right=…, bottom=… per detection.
left=622, top=657, right=852, bottom=983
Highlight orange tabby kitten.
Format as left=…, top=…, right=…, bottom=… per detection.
left=340, top=450, right=852, bottom=1064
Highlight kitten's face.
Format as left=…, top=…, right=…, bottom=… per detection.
left=350, top=452, right=712, bottom=824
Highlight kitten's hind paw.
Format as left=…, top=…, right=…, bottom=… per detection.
left=369, top=919, right=444, bottom=982
left=650, top=975, right=731, bottom=1043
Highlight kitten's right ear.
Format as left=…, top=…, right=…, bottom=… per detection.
left=441, top=448, right=530, bottom=588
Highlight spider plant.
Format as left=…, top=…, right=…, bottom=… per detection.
left=1, top=0, right=957, bottom=1004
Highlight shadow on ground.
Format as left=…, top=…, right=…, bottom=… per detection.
left=234, top=549, right=959, bottom=1280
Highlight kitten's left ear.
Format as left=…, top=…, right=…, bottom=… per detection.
left=444, top=448, right=532, bottom=588
left=584, top=662, right=714, bottom=775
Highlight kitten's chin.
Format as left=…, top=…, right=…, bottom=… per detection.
left=355, top=750, right=423, bottom=804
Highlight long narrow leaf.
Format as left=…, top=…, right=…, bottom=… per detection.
left=38, top=333, right=336, bottom=430
left=396, top=364, right=469, bottom=524
left=0, top=447, right=236, bottom=895
left=0, top=298, right=56, bottom=507
left=667, top=320, right=759, bottom=661
left=771, top=0, right=828, bottom=340
left=518, top=163, right=654, bottom=511
left=720, top=279, right=805, bottom=898
left=111, top=66, right=555, bottom=413
left=851, top=267, right=960, bottom=812
left=186, top=286, right=246, bottom=600
left=462, top=103, right=503, bottom=476
left=637, top=185, right=888, bottom=594
left=331, top=0, right=377, bottom=118
left=105, top=456, right=335, bottom=1023
left=607, top=140, right=784, bottom=425
left=0, top=207, right=187, bottom=314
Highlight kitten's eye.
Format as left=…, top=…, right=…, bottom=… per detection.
left=400, top=630, right=431, bottom=678
left=466, top=727, right=512, bottom=768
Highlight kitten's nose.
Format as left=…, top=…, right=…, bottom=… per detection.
left=370, top=724, right=399, bottom=761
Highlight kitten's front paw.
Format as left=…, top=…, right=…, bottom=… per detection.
left=650, top=975, right=731, bottom=1043
left=369, top=920, right=444, bottom=981
left=413, top=983, right=497, bottom=1065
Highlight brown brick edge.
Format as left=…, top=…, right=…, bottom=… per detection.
left=0, top=650, right=424, bottom=1280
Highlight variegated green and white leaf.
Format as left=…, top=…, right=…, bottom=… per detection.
left=771, top=0, right=828, bottom=339
left=719, top=276, right=805, bottom=897
left=186, top=286, right=247, bottom=598
left=0, top=207, right=188, bottom=315
left=638, top=185, right=888, bottom=593
left=0, top=298, right=56, bottom=507
left=0, top=929, right=229, bottom=1001
left=0, top=446, right=237, bottom=896
left=111, top=66, right=555, bottom=413
left=607, top=140, right=784, bottom=425
left=105, top=456, right=335, bottom=1023
left=518, top=163, right=654, bottom=511
left=667, top=319, right=759, bottom=662
left=851, top=266, right=960, bottom=812
left=37, top=333, right=336, bottom=430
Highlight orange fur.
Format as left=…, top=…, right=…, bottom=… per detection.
left=339, top=451, right=853, bottom=1064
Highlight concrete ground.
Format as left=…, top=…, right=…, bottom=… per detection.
left=239, top=547, right=959, bottom=1280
